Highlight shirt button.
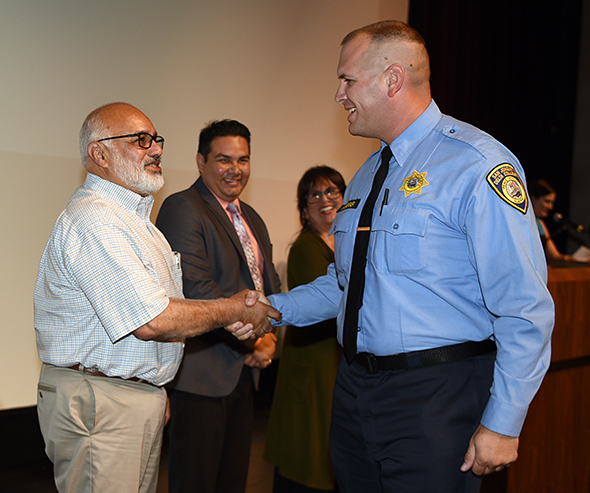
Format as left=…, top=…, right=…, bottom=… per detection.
left=393, top=223, right=399, bottom=229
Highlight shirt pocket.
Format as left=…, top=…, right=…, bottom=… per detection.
left=172, top=251, right=183, bottom=285
left=371, top=208, right=429, bottom=274
left=331, top=208, right=357, bottom=275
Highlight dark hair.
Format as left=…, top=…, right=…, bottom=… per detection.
left=198, top=119, right=251, bottom=159
left=297, top=166, right=346, bottom=230
left=529, top=179, right=556, bottom=199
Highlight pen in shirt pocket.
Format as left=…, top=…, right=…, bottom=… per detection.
left=380, top=188, right=389, bottom=216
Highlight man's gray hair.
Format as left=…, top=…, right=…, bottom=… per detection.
left=78, top=103, right=120, bottom=169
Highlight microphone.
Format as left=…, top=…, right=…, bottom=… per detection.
left=553, top=212, right=586, bottom=233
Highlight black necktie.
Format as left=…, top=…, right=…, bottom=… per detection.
left=343, top=146, right=393, bottom=363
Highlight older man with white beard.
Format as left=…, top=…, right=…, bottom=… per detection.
left=33, top=102, right=280, bottom=493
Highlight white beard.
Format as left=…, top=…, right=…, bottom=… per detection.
left=114, top=155, right=165, bottom=195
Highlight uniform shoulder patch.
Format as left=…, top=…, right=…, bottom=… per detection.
left=338, top=199, right=360, bottom=212
left=486, top=163, right=528, bottom=214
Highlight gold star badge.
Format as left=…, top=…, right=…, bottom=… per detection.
left=399, top=170, right=429, bottom=197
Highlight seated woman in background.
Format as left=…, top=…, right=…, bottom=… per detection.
left=264, top=165, right=346, bottom=493
left=529, top=178, right=574, bottom=261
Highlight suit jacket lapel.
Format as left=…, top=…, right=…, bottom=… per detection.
left=194, top=178, right=247, bottom=262
left=193, top=178, right=274, bottom=293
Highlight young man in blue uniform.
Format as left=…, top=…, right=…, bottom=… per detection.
left=231, top=20, right=554, bottom=492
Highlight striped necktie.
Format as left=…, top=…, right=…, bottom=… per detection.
left=227, top=202, right=264, bottom=291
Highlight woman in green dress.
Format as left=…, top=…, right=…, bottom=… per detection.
left=265, top=166, right=346, bottom=492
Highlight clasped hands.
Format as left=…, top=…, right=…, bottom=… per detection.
left=225, top=292, right=520, bottom=477
left=225, top=289, right=281, bottom=340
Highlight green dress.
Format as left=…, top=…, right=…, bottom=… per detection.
left=264, top=229, right=342, bottom=490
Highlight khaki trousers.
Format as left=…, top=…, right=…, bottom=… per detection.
left=37, top=363, right=167, bottom=493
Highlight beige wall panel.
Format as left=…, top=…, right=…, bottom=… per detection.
left=0, top=0, right=408, bottom=409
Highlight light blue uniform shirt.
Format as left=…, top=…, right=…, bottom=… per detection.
left=34, top=173, right=184, bottom=386
left=269, top=101, right=554, bottom=437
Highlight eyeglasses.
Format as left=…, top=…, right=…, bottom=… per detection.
left=97, top=132, right=164, bottom=149
left=307, top=187, right=341, bottom=204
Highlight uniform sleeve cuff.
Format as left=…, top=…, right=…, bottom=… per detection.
left=480, top=394, right=529, bottom=437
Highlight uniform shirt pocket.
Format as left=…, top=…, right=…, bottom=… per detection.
left=331, top=208, right=357, bottom=275
left=371, top=208, right=429, bottom=274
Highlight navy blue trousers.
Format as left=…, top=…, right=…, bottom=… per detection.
left=330, top=352, right=495, bottom=493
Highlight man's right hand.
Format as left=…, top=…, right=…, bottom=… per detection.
left=461, top=424, right=519, bottom=475
left=225, top=290, right=281, bottom=340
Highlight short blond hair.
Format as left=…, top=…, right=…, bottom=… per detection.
left=342, top=20, right=426, bottom=46
left=343, top=20, right=430, bottom=85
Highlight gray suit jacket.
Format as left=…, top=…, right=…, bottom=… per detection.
left=156, top=177, right=281, bottom=397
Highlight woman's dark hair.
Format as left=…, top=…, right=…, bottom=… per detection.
left=529, top=179, right=556, bottom=199
left=297, top=165, right=346, bottom=230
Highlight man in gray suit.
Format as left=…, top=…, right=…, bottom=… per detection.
left=156, top=119, right=281, bottom=493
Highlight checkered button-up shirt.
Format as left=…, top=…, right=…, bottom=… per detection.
left=34, top=173, right=184, bottom=386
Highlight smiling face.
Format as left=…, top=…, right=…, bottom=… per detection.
left=197, top=135, right=250, bottom=201
left=335, top=34, right=391, bottom=141
left=335, top=28, right=432, bottom=144
left=304, top=178, right=344, bottom=235
left=532, top=192, right=556, bottom=218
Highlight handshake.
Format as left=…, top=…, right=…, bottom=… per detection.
left=133, top=289, right=281, bottom=343
left=225, top=289, right=281, bottom=340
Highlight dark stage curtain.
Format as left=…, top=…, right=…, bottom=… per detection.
left=408, top=1, right=583, bottom=226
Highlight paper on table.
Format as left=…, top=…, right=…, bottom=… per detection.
left=572, top=245, right=590, bottom=261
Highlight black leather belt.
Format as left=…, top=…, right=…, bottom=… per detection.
left=352, top=339, right=496, bottom=374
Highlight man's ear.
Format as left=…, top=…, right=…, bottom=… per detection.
left=87, top=142, right=108, bottom=169
left=196, top=152, right=206, bottom=172
left=386, top=64, right=405, bottom=98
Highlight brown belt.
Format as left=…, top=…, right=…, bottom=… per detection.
left=68, top=364, right=146, bottom=384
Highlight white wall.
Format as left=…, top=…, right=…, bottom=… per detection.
left=0, top=0, right=409, bottom=410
